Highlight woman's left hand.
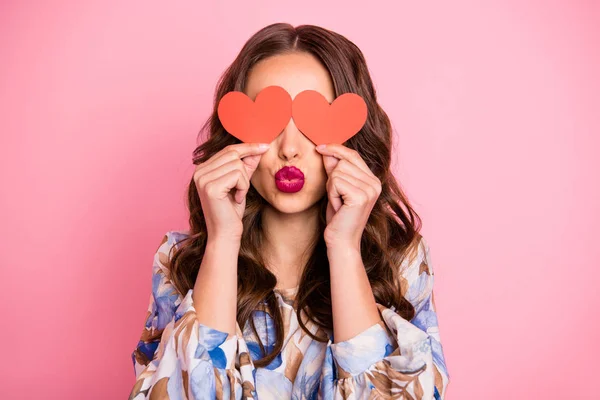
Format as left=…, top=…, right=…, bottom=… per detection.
left=315, top=143, right=382, bottom=249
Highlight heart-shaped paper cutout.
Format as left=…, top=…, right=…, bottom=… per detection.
left=291, top=90, right=368, bottom=146
left=217, top=85, right=292, bottom=143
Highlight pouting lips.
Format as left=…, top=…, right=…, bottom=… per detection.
left=275, top=166, right=304, bottom=181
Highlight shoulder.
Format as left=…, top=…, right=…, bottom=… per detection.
left=399, top=234, right=432, bottom=277
left=156, top=230, right=191, bottom=256
left=160, top=230, right=191, bottom=251
left=152, top=230, right=190, bottom=282
left=167, top=230, right=191, bottom=248
left=151, top=231, right=190, bottom=311
left=398, top=234, right=435, bottom=310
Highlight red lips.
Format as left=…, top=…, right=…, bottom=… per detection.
left=275, top=166, right=304, bottom=193
left=275, top=166, right=304, bottom=181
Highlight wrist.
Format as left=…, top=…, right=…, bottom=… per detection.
left=206, top=236, right=241, bottom=251
left=325, top=237, right=360, bottom=251
left=325, top=242, right=361, bottom=258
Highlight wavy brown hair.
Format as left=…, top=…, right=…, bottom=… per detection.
left=157, top=23, right=423, bottom=368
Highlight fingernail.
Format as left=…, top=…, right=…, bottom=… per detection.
left=316, top=144, right=326, bottom=150
left=258, top=143, right=270, bottom=150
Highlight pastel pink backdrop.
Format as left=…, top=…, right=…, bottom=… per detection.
left=1, top=1, right=598, bottom=399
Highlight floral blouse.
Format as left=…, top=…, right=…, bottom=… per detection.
left=129, top=231, right=450, bottom=399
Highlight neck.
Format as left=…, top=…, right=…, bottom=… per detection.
left=261, top=203, right=320, bottom=286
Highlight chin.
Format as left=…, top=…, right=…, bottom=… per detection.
left=269, top=192, right=317, bottom=214
left=255, top=184, right=322, bottom=214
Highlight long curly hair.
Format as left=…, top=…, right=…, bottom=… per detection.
left=158, top=23, right=423, bottom=368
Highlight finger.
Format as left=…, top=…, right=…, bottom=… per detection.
left=221, top=142, right=271, bottom=159
left=197, top=143, right=269, bottom=177
left=205, top=168, right=250, bottom=202
left=197, top=158, right=250, bottom=197
left=327, top=174, right=344, bottom=213
left=234, top=183, right=246, bottom=204
left=198, top=142, right=268, bottom=177
left=322, top=154, right=339, bottom=176
left=331, top=159, right=381, bottom=190
left=328, top=173, right=369, bottom=212
left=241, top=154, right=263, bottom=180
left=330, top=168, right=378, bottom=201
left=315, top=143, right=371, bottom=176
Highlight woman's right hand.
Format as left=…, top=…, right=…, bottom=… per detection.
left=193, top=142, right=270, bottom=241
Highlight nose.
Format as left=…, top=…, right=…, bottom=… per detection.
left=276, top=119, right=307, bottom=161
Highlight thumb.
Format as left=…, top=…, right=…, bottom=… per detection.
left=322, top=155, right=339, bottom=176
left=242, top=154, right=262, bottom=178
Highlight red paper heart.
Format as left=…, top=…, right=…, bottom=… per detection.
left=291, top=90, right=368, bottom=146
left=217, top=85, right=292, bottom=143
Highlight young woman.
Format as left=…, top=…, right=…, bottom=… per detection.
left=129, top=23, right=450, bottom=400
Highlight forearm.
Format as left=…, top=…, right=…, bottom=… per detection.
left=192, top=238, right=240, bottom=337
left=327, top=244, right=382, bottom=343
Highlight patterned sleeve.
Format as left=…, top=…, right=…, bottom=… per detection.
left=129, top=232, right=250, bottom=400
left=321, top=236, right=450, bottom=399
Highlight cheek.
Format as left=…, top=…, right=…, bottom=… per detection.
left=250, top=158, right=270, bottom=188
left=250, top=169, right=264, bottom=188
left=313, top=160, right=328, bottom=187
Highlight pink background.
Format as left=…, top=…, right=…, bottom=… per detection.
left=1, top=1, right=598, bottom=398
